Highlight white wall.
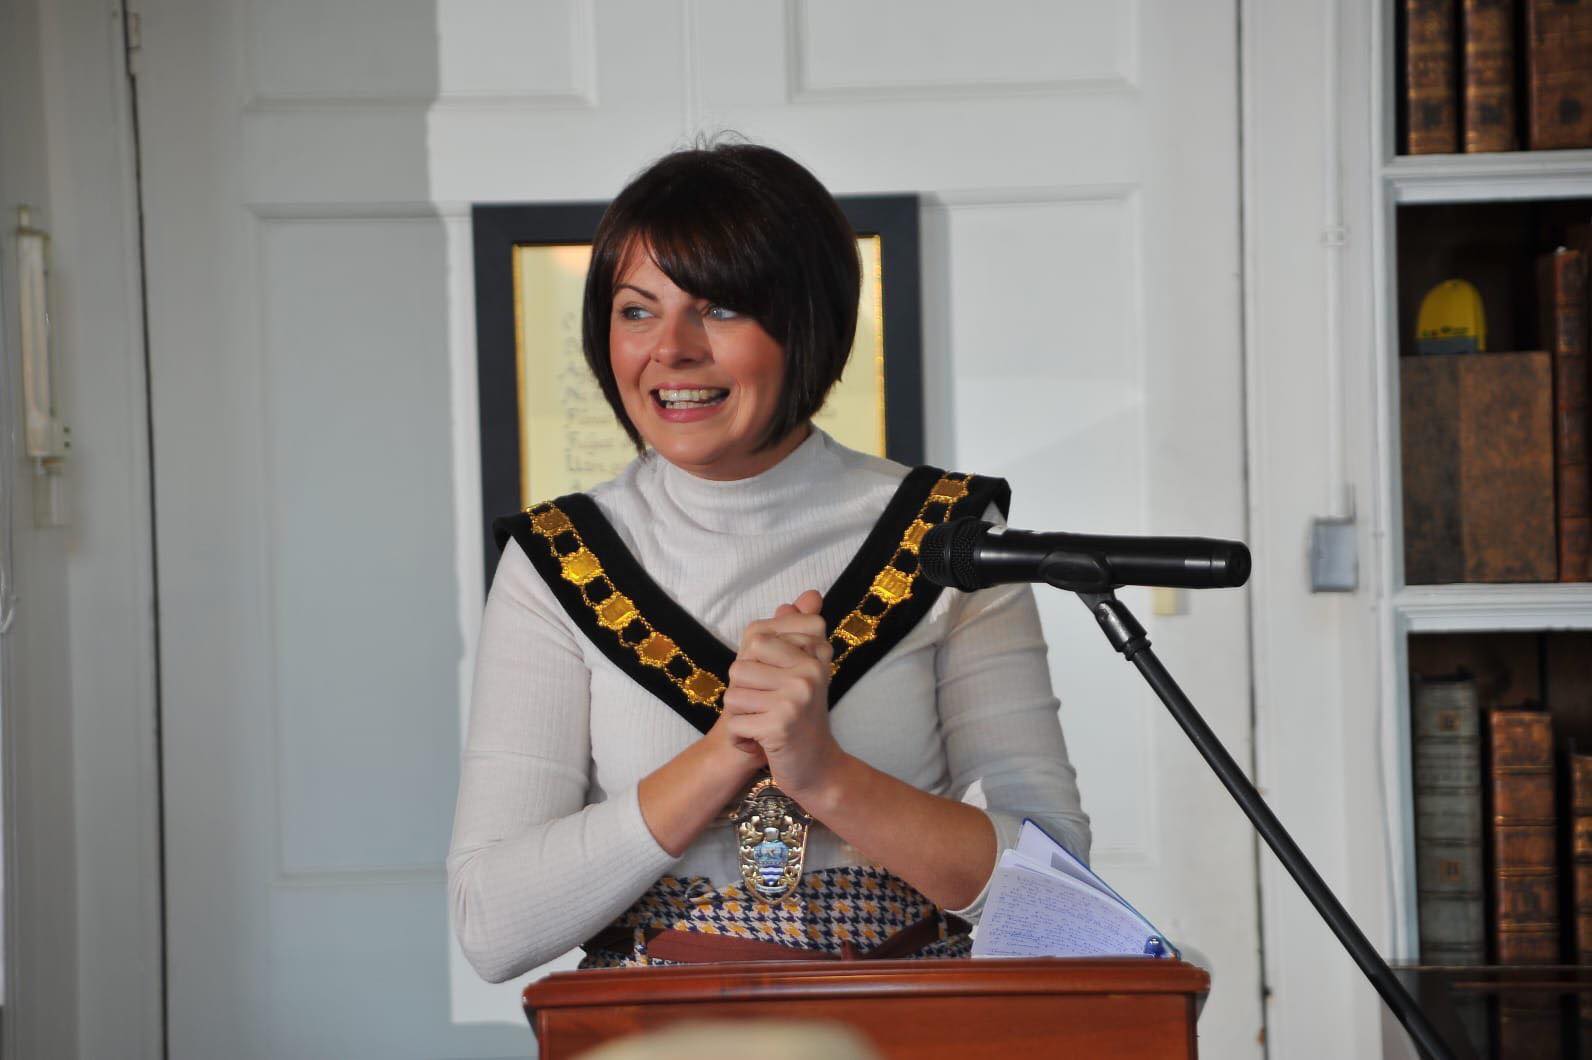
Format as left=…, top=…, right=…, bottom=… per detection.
left=1242, top=0, right=1391, bottom=1057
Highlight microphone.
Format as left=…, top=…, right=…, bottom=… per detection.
left=918, top=519, right=1251, bottom=593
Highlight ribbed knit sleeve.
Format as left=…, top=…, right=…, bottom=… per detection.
left=935, top=577, right=1092, bottom=921
left=446, top=539, right=677, bottom=983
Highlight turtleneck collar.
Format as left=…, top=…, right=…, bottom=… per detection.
left=647, top=426, right=838, bottom=534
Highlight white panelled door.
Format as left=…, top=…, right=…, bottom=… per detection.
left=139, top=1, right=1260, bottom=1056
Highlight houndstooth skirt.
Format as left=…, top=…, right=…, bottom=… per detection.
left=578, top=866, right=974, bottom=968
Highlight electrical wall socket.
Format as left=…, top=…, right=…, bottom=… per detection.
left=1310, top=517, right=1357, bottom=592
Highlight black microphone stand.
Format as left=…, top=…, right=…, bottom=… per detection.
left=1071, top=586, right=1456, bottom=1060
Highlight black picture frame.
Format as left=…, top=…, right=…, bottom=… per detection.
left=471, top=195, right=923, bottom=585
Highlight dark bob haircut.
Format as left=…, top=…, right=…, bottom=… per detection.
left=582, top=140, right=861, bottom=451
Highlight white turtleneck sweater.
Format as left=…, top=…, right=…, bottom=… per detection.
left=447, top=429, right=1090, bottom=983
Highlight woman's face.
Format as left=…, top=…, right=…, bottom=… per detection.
left=608, top=246, right=807, bottom=480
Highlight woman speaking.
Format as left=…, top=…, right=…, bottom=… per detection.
left=448, top=141, right=1090, bottom=978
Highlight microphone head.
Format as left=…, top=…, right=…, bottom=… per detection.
left=1221, top=541, right=1252, bottom=588
left=919, top=518, right=992, bottom=591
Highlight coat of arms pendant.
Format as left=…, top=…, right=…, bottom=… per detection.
left=730, top=774, right=811, bottom=902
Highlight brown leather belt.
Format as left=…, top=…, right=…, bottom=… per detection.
left=583, top=911, right=970, bottom=964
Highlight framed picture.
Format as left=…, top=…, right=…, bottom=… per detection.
left=472, top=195, right=922, bottom=582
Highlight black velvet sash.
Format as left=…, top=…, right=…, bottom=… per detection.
left=492, top=466, right=1010, bottom=736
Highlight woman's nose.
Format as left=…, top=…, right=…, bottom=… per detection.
left=651, top=311, right=709, bottom=366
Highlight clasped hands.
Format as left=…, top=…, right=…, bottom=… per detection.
left=707, top=588, right=848, bottom=806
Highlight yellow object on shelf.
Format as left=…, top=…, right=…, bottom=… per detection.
left=1415, top=278, right=1487, bottom=355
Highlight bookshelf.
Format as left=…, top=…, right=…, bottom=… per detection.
left=1395, top=584, right=1592, bottom=634
left=1386, top=149, right=1592, bottom=205
left=1374, top=7, right=1592, bottom=1048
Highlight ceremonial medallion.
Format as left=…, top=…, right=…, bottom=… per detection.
left=730, top=774, right=811, bottom=902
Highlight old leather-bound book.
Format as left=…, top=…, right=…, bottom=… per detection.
left=1540, top=248, right=1590, bottom=581
left=1492, top=709, right=1563, bottom=1056
left=1414, top=674, right=1486, bottom=963
left=1572, top=222, right=1592, bottom=308
left=1490, top=709, right=1559, bottom=963
left=1462, top=0, right=1519, bottom=152
left=1401, top=352, right=1556, bottom=582
left=1525, top=0, right=1592, bottom=149
left=1572, top=753, right=1592, bottom=1036
left=1407, top=0, right=1460, bottom=153
left=1570, top=222, right=1592, bottom=286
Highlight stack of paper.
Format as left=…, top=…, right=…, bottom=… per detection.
left=971, top=819, right=1175, bottom=959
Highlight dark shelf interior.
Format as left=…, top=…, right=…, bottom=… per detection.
left=1396, top=199, right=1592, bottom=359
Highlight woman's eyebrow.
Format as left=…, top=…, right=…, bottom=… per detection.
left=615, top=283, right=657, bottom=300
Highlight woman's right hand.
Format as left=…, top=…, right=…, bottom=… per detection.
left=637, top=694, right=767, bottom=857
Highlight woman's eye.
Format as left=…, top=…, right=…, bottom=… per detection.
left=617, top=305, right=651, bottom=321
left=705, top=305, right=740, bottom=321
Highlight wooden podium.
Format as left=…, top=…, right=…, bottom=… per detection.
left=523, top=957, right=1210, bottom=1058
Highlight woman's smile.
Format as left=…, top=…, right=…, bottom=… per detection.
left=651, top=385, right=730, bottom=418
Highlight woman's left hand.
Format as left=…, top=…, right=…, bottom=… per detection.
left=721, top=589, right=848, bottom=802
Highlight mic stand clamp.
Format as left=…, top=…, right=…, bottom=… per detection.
left=1072, top=588, right=1458, bottom=1060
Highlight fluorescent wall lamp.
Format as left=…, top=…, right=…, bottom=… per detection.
left=16, top=206, right=68, bottom=527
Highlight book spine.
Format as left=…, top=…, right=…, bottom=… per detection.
left=1570, top=224, right=1592, bottom=585
left=1490, top=710, right=1559, bottom=964
left=1414, top=676, right=1486, bottom=963
left=1401, top=353, right=1558, bottom=583
left=1525, top=0, right=1592, bottom=150
left=1573, top=753, right=1592, bottom=963
left=1407, top=0, right=1460, bottom=154
left=1458, top=353, right=1559, bottom=581
left=1540, top=248, right=1589, bottom=582
left=1572, top=751, right=1592, bottom=1040
left=1462, top=0, right=1519, bottom=152
left=1401, top=357, right=1466, bottom=584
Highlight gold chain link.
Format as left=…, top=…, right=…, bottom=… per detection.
left=525, top=502, right=728, bottom=711
left=827, top=474, right=970, bottom=672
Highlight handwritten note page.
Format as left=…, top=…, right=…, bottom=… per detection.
left=514, top=244, right=636, bottom=504
left=1014, top=818, right=1144, bottom=918
left=972, top=852, right=1154, bottom=958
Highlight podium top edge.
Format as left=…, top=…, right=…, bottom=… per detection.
left=521, top=957, right=1210, bottom=1012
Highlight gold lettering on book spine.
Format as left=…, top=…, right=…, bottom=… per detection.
left=525, top=502, right=727, bottom=710
left=827, top=474, right=971, bottom=671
